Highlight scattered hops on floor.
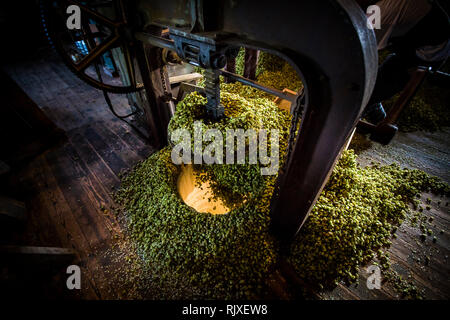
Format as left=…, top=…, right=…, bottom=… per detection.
left=289, top=151, right=448, bottom=292
left=115, top=60, right=449, bottom=299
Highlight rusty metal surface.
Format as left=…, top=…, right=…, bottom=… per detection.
left=199, top=0, right=378, bottom=241
left=50, top=0, right=379, bottom=241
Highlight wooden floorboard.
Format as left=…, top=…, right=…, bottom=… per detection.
left=2, top=51, right=154, bottom=299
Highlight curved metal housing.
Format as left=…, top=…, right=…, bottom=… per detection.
left=139, top=0, right=378, bottom=241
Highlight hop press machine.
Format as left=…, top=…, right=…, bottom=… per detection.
left=41, top=0, right=378, bottom=244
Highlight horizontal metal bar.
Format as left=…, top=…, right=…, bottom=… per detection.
left=433, top=70, right=450, bottom=77
left=219, top=70, right=298, bottom=102
left=135, top=32, right=299, bottom=103
left=134, top=32, right=176, bottom=51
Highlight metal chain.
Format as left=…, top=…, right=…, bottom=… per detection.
left=285, top=93, right=305, bottom=162
left=160, top=64, right=171, bottom=97
left=203, top=69, right=224, bottom=119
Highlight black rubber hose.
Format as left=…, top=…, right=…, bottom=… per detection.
left=94, top=63, right=150, bottom=142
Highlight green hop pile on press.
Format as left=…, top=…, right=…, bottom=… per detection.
left=115, top=147, right=278, bottom=299
left=244, top=50, right=303, bottom=93
left=114, top=59, right=449, bottom=299
left=257, top=61, right=303, bottom=93
left=168, top=84, right=291, bottom=207
left=115, top=85, right=290, bottom=299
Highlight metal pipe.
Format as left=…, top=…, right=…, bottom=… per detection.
left=135, top=32, right=176, bottom=51
left=219, top=70, right=298, bottom=102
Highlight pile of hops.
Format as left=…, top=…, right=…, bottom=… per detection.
left=115, top=146, right=279, bottom=299
left=394, top=83, right=450, bottom=132
left=116, top=84, right=291, bottom=299
left=235, top=49, right=303, bottom=94
left=257, top=63, right=303, bottom=93
left=168, top=84, right=291, bottom=208
left=375, top=50, right=449, bottom=133
left=234, top=47, right=246, bottom=76
left=289, top=150, right=449, bottom=293
left=256, top=51, right=286, bottom=76
left=115, top=51, right=449, bottom=300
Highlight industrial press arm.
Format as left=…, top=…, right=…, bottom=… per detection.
left=43, top=0, right=378, bottom=242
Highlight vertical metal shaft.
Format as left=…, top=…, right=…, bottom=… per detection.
left=204, top=69, right=224, bottom=119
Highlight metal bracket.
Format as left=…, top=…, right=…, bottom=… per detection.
left=170, top=29, right=227, bottom=119
left=169, top=29, right=226, bottom=69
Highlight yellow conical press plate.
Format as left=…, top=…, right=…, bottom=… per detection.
left=177, top=164, right=229, bottom=215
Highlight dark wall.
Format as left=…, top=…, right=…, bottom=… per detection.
left=0, top=1, right=48, bottom=62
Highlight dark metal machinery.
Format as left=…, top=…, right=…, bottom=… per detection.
left=43, top=0, right=378, bottom=243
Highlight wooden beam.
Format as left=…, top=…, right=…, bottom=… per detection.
left=0, top=196, right=26, bottom=223
left=0, top=245, right=76, bottom=266
left=176, top=82, right=206, bottom=102
left=169, top=72, right=203, bottom=85
left=273, top=88, right=299, bottom=112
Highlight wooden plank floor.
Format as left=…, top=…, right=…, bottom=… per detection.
left=3, top=51, right=154, bottom=299
left=324, top=131, right=450, bottom=300
left=2, top=50, right=449, bottom=299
